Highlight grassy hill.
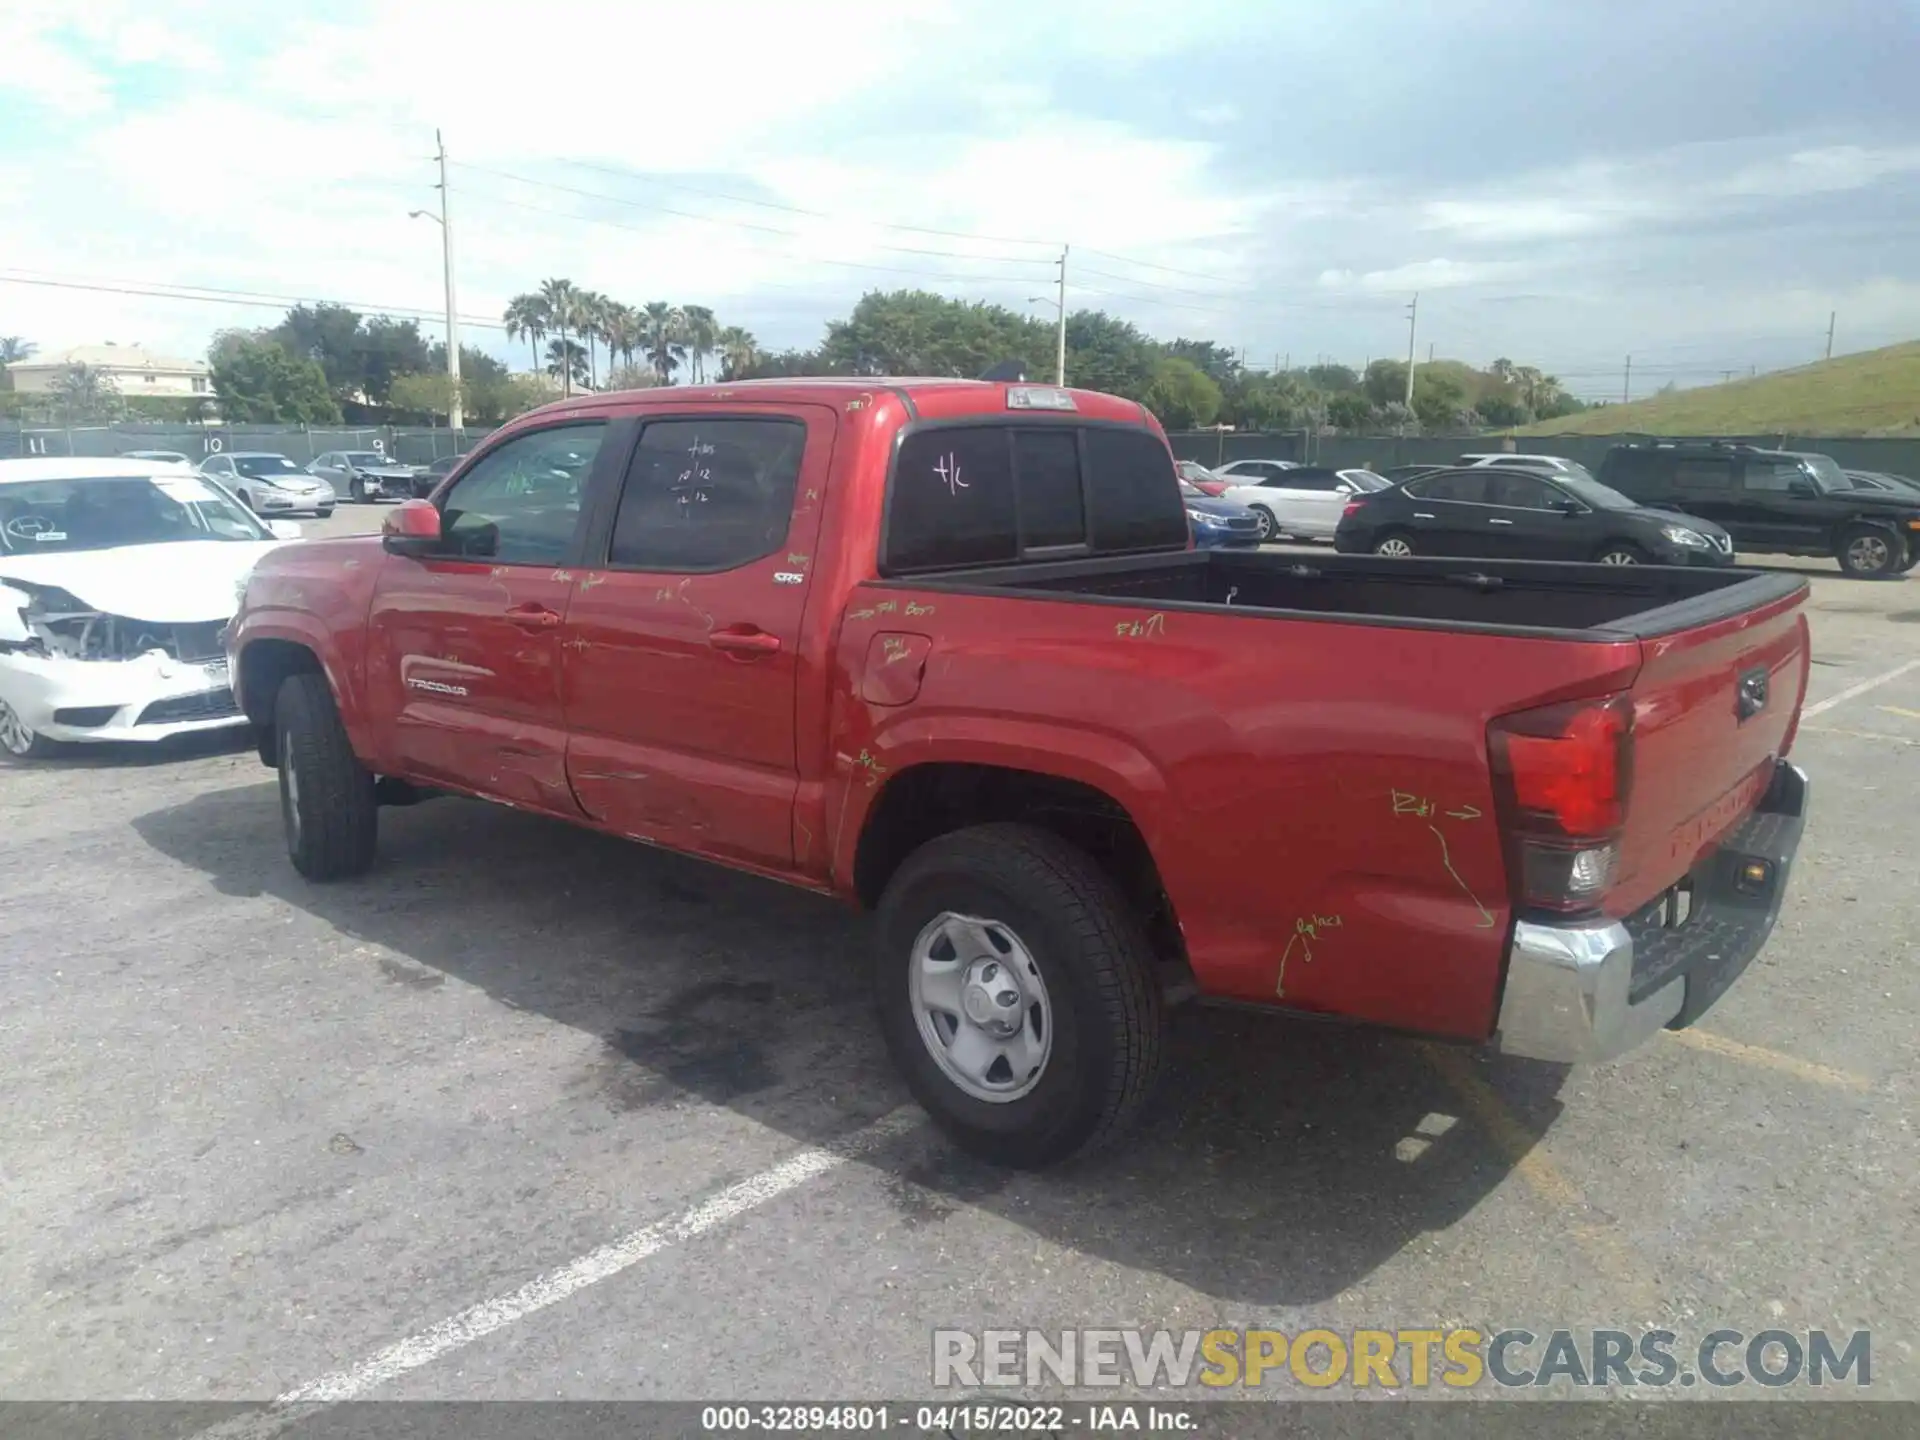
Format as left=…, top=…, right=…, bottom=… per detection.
left=1525, top=341, right=1920, bottom=437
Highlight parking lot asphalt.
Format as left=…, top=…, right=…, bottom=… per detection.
left=2, top=506, right=1916, bottom=1410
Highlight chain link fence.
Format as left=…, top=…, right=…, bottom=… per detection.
left=0, top=422, right=493, bottom=467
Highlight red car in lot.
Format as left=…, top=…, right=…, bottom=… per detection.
left=229, top=377, right=1812, bottom=1167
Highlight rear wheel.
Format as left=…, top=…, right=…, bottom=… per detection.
left=0, top=698, right=57, bottom=760
left=875, top=823, right=1164, bottom=1168
left=275, top=672, right=377, bottom=880
left=1248, top=505, right=1279, bottom=542
left=1373, top=531, right=1415, bottom=558
left=1837, top=524, right=1903, bottom=578
left=1595, top=542, right=1649, bottom=565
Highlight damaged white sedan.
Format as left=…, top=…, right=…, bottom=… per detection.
left=0, top=458, right=299, bottom=759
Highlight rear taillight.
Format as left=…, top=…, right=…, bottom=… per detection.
left=1342, top=500, right=1367, bottom=518
left=1488, top=693, right=1635, bottom=913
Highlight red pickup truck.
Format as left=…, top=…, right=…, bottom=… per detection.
left=228, top=378, right=1813, bottom=1166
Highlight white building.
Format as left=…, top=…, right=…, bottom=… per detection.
left=4, top=343, right=213, bottom=399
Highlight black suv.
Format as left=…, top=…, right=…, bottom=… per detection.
left=1333, top=465, right=1736, bottom=566
left=1597, top=441, right=1920, bottom=578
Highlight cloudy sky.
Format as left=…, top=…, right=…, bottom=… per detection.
left=4, top=0, right=1917, bottom=398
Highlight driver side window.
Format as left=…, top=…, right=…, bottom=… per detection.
left=439, top=423, right=605, bottom=563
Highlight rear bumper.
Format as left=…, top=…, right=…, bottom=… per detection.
left=1493, top=758, right=1809, bottom=1063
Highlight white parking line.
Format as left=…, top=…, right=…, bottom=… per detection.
left=191, top=1107, right=921, bottom=1439
left=1800, top=659, right=1920, bottom=720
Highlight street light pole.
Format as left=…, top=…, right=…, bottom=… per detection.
left=435, top=132, right=461, bottom=431
left=1055, top=246, right=1068, bottom=387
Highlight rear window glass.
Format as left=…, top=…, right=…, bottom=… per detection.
left=885, top=424, right=1184, bottom=573
left=1014, top=430, right=1084, bottom=548
left=1084, top=427, right=1186, bottom=552
left=887, top=427, right=1019, bottom=571
left=1405, top=471, right=1488, bottom=503
left=1675, top=459, right=1732, bottom=490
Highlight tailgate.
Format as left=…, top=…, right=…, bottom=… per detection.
left=1612, top=589, right=1809, bottom=916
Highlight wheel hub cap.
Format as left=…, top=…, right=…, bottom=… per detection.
left=908, top=912, right=1053, bottom=1104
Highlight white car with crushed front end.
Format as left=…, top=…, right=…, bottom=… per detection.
left=0, top=458, right=300, bottom=759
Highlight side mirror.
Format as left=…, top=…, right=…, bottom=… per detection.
left=1334, top=482, right=1354, bottom=495
left=266, top=519, right=303, bottom=540
left=1788, top=477, right=1818, bottom=497
left=382, top=499, right=443, bottom=557
left=1550, top=499, right=1583, bottom=515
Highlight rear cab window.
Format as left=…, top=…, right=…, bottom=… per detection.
left=882, top=422, right=1185, bottom=575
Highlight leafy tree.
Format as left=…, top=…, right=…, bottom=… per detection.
left=1305, top=363, right=1361, bottom=394
left=1061, top=309, right=1156, bottom=399
left=1363, top=359, right=1410, bottom=410
left=271, top=303, right=366, bottom=401
left=738, top=347, right=840, bottom=379
left=822, top=290, right=1048, bottom=379
left=1473, top=393, right=1530, bottom=428
left=502, top=294, right=548, bottom=375
left=1142, top=356, right=1222, bottom=429
left=642, top=301, right=686, bottom=384
left=605, top=362, right=658, bottom=391
left=212, top=338, right=340, bottom=423
left=1412, top=369, right=1468, bottom=430
left=48, top=363, right=123, bottom=422
left=357, top=316, right=431, bottom=406
left=715, top=325, right=760, bottom=381
left=1325, top=391, right=1376, bottom=430
left=388, top=371, right=460, bottom=424
left=1163, top=338, right=1241, bottom=384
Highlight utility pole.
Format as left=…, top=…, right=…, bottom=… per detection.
left=1403, top=293, right=1419, bottom=409
left=1427, top=342, right=1435, bottom=364
left=1054, top=246, right=1068, bottom=386
left=1825, top=310, right=1836, bottom=360
left=434, top=130, right=462, bottom=430
left=1623, top=354, right=1631, bottom=404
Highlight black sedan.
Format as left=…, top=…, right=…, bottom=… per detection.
left=1333, top=465, right=1737, bottom=566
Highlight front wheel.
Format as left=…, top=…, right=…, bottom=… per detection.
left=1837, top=524, right=1903, bottom=578
left=875, top=823, right=1164, bottom=1168
left=275, top=672, right=377, bottom=880
left=0, top=697, right=57, bottom=760
left=1595, top=543, right=1648, bottom=565
left=1248, top=505, right=1279, bottom=542
left=1373, top=531, right=1415, bottom=558
left=349, top=477, right=367, bottom=503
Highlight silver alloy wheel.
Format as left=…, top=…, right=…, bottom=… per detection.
left=1375, top=537, right=1413, bottom=558
left=1599, top=550, right=1640, bottom=565
left=1251, top=506, right=1277, bottom=541
left=0, top=699, right=37, bottom=757
left=1847, top=534, right=1891, bottom=573
left=908, top=911, right=1053, bottom=1104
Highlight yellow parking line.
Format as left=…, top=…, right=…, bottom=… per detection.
left=1665, top=1028, right=1872, bottom=1091
left=1799, top=724, right=1920, bottom=746
left=1418, top=1042, right=1653, bottom=1307
left=1875, top=705, right=1920, bottom=722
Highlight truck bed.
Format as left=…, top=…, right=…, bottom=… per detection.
left=887, top=548, right=1803, bottom=640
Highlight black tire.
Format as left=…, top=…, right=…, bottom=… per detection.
left=275, top=672, right=377, bottom=880
left=1373, top=530, right=1416, bottom=558
left=349, top=476, right=367, bottom=503
left=1248, top=505, right=1279, bottom=542
left=874, top=823, right=1164, bottom=1169
left=239, top=489, right=258, bottom=513
left=1595, top=541, right=1649, bottom=565
left=1836, top=523, right=1903, bottom=579
left=1896, top=541, right=1919, bottom=575
left=317, top=507, right=335, bottom=519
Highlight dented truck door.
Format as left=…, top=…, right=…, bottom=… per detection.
left=559, top=405, right=836, bottom=872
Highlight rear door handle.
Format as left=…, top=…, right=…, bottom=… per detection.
left=709, top=627, right=782, bottom=656
left=1413, top=512, right=1436, bottom=520
left=506, top=603, right=562, bottom=630
left=1488, top=518, right=1515, bottom=525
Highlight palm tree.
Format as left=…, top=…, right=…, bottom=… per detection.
left=543, top=337, right=589, bottom=390
left=680, top=304, right=718, bottom=383
left=577, top=290, right=613, bottom=391
left=538, top=278, right=583, bottom=396
left=641, top=301, right=686, bottom=386
left=715, top=326, right=760, bottom=381
left=1489, top=357, right=1515, bottom=386
left=502, top=295, right=548, bottom=376
left=602, top=303, right=642, bottom=380
left=50, top=362, right=120, bottom=422
left=0, top=336, right=36, bottom=366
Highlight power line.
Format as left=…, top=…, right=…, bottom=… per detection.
left=0, top=271, right=508, bottom=331
left=451, top=161, right=1055, bottom=268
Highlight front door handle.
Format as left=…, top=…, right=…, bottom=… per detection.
left=506, top=603, right=562, bottom=630
left=709, top=627, right=782, bottom=656
left=1488, top=517, right=1515, bottom=525
left=1413, top=512, right=1436, bottom=519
